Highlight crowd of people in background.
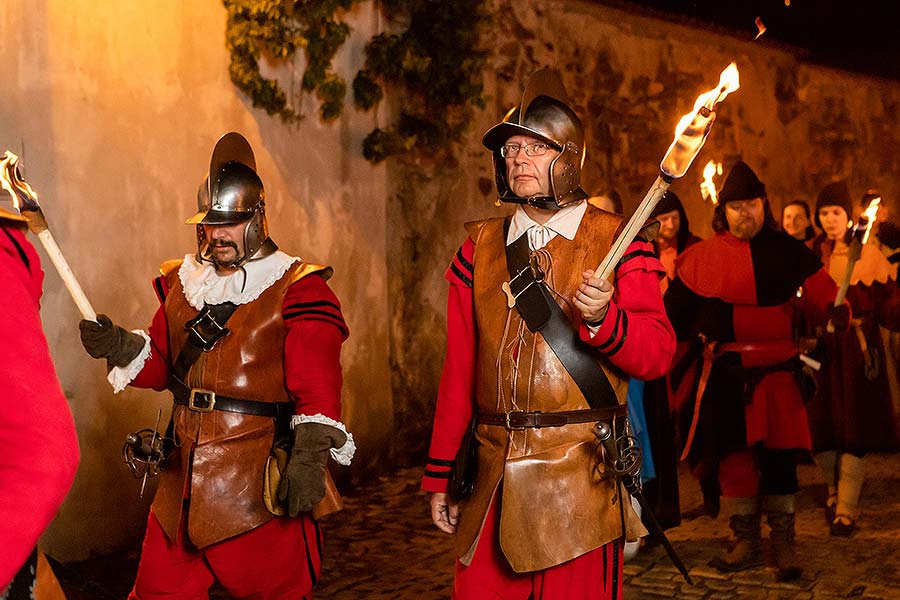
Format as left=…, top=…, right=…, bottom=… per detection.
left=603, top=172, right=900, bottom=579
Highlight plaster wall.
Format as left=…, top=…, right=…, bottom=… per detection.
left=0, top=0, right=391, bottom=560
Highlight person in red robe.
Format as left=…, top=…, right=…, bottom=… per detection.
left=807, top=182, right=900, bottom=536
left=665, top=161, right=846, bottom=581
left=0, top=208, right=80, bottom=594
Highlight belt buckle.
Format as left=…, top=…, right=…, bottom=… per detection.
left=188, top=389, right=216, bottom=413
left=505, top=411, right=527, bottom=431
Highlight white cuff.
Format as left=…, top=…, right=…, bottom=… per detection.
left=290, top=413, right=356, bottom=466
left=106, top=330, right=152, bottom=393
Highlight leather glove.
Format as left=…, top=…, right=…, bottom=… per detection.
left=277, top=422, right=347, bottom=518
left=79, top=314, right=145, bottom=368
left=827, top=303, right=851, bottom=332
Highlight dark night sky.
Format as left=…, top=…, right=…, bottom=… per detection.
left=617, top=0, right=900, bottom=80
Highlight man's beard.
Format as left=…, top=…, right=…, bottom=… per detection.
left=208, top=240, right=242, bottom=268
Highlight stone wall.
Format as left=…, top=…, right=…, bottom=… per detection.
left=388, top=0, right=900, bottom=466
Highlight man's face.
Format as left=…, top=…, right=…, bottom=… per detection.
left=656, top=209, right=681, bottom=242
left=504, top=134, right=560, bottom=198
left=818, top=205, right=849, bottom=241
left=203, top=222, right=247, bottom=270
left=782, top=204, right=811, bottom=239
left=725, top=198, right=765, bottom=240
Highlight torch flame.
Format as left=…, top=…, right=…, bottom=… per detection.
left=700, top=160, right=723, bottom=204
left=861, top=197, right=880, bottom=245
left=662, top=63, right=740, bottom=178
left=0, top=151, right=40, bottom=212
left=671, top=63, right=740, bottom=143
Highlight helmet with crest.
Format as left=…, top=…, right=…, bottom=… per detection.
left=186, top=132, right=277, bottom=266
left=482, top=68, right=587, bottom=210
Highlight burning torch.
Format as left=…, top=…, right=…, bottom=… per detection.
left=827, top=198, right=880, bottom=332
left=700, top=160, right=723, bottom=204
left=0, top=151, right=97, bottom=321
left=595, top=63, right=740, bottom=280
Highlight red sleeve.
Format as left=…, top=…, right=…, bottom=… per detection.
left=0, top=227, right=79, bottom=589
left=800, top=267, right=843, bottom=325
left=579, top=239, right=676, bottom=380
left=423, top=240, right=477, bottom=492
left=283, top=275, right=347, bottom=420
left=129, top=277, right=173, bottom=391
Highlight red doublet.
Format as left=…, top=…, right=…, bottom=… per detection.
left=0, top=224, right=80, bottom=589
left=125, top=261, right=347, bottom=599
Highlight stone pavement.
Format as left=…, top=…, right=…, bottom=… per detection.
left=57, top=454, right=900, bottom=599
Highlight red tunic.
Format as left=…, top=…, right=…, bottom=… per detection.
left=666, top=230, right=837, bottom=463
left=0, top=223, right=79, bottom=589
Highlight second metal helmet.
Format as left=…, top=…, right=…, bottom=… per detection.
left=482, top=68, right=587, bottom=210
left=186, top=132, right=277, bottom=265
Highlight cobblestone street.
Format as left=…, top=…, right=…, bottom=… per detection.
left=59, top=454, right=900, bottom=599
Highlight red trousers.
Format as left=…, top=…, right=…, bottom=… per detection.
left=453, top=496, right=624, bottom=600
left=129, top=510, right=322, bottom=600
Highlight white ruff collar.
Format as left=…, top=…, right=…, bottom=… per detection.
left=179, top=251, right=300, bottom=310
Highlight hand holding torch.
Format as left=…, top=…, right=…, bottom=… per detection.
left=0, top=151, right=97, bottom=321
left=595, top=64, right=740, bottom=280
left=827, top=198, right=880, bottom=332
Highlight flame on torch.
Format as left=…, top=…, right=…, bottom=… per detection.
left=0, top=152, right=40, bottom=214
left=700, top=160, right=723, bottom=204
left=661, top=63, right=740, bottom=179
left=861, top=197, right=880, bottom=245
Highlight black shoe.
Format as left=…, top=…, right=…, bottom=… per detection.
left=830, top=516, right=855, bottom=537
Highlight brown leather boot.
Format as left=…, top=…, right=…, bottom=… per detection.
left=709, top=498, right=763, bottom=572
left=767, top=509, right=802, bottom=581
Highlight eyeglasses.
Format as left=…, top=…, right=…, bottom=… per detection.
left=500, top=142, right=551, bottom=158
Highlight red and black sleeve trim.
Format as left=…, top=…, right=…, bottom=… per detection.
left=617, top=248, right=656, bottom=268
left=605, top=310, right=629, bottom=356
left=424, top=456, right=453, bottom=479
left=152, top=275, right=167, bottom=304
left=448, top=246, right=474, bottom=288
left=284, top=300, right=347, bottom=331
left=596, top=307, right=628, bottom=355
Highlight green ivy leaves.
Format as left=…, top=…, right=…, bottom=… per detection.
left=223, top=0, right=488, bottom=162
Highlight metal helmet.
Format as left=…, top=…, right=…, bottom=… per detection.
left=186, top=132, right=277, bottom=266
left=482, top=68, right=587, bottom=210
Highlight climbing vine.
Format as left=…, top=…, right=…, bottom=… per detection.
left=222, top=0, right=490, bottom=162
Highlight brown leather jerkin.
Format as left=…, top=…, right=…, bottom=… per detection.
left=456, top=206, right=645, bottom=573
left=151, top=259, right=338, bottom=549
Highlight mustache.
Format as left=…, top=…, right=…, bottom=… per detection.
left=209, top=240, right=238, bottom=250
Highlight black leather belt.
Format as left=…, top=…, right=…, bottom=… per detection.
left=479, top=406, right=627, bottom=430
left=169, top=377, right=292, bottom=419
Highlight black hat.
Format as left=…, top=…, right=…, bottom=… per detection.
left=815, top=181, right=852, bottom=228
left=719, top=161, right=766, bottom=204
left=651, top=190, right=682, bottom=218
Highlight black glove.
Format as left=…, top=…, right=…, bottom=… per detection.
left=828, top=303, right=851, bottom=332
left=79, top=314, right=145, bottom=368
left=277, top=422, right=346, bottom=517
